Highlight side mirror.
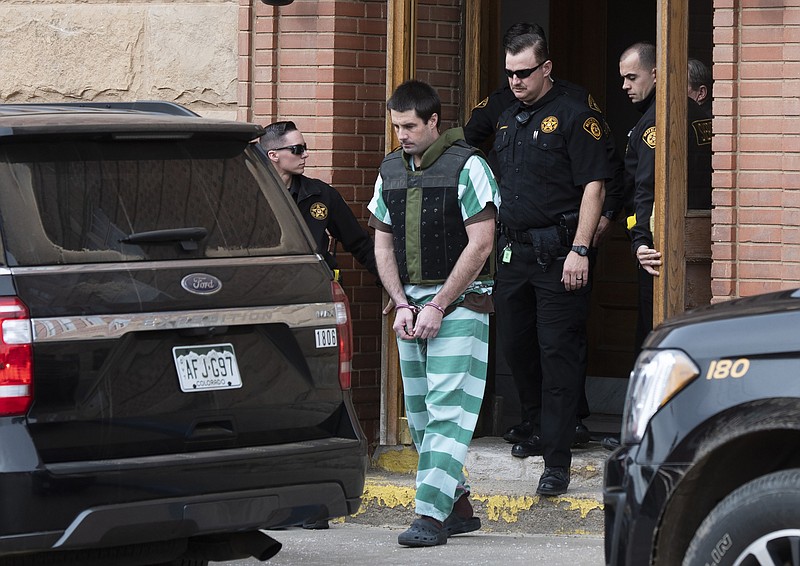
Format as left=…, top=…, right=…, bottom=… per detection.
left=261, top=0, right=294, bottom=5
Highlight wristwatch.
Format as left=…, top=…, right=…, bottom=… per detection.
left=571, top=245, right=589, bottom=257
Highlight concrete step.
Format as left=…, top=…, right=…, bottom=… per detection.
left=346, top=437, right=610, bottom=536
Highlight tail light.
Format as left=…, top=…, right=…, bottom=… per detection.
left=331, top=281, right=353, bottom=390
left=0, top=298, right=33, bottom=416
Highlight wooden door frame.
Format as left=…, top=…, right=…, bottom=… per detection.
left=380, top=0, right=415, bottom=446
left=464, top=0, right=482, bottom=123
left=463, top=0, right=498, bottom=123
left=655, top=0, right=688, bottom=324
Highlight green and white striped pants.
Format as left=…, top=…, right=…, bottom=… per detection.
left=396, top=307, right=489, bottom=522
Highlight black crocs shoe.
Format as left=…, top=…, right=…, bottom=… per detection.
left=443, top=513, right=481, bottom=536
left=398, top=517, right=447, bottom=547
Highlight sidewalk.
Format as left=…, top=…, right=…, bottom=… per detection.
left=347, top=436, right=610, bottom=536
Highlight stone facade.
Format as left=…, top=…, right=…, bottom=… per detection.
left=0, top=0, right=239, bottom=119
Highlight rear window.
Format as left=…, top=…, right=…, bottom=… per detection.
left=0, top=138, right=310, bottom=266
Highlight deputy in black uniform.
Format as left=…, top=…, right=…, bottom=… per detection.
left=465, top=23, right=626, bottom=458
left=620, top=43, right=712, bottom=354
left=493, top=25, right=611, bottom=496
left=688, top=57, right=713, bottom=118
left=260, top=121, right=378, bottom=282
left=260, top=121, right=379, bottom=530
left=687, top=59, right=713, bottom=211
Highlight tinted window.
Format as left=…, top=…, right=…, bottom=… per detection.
left=0, top=139, right=307, bottom=265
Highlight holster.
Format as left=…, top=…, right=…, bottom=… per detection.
left=558, top=211, right=579, bottom=247
left=526, top=226, right=562, bottom=271
left=501, top=223, right=569, bottom=271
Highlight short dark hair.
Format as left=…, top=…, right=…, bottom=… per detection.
left=386, top=80, right=441, bottom=125
left=622, top=42, right=656, bottom=71
left=502, top=22, right=549, bottom=61
left=260, top=120, right=297, bottom=150
left=688, top=58, right=712, bottom=93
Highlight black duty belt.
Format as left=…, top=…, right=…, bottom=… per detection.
left=502, top=225, right=565, bottom=271
left=503, top=227, right=546, bottom=244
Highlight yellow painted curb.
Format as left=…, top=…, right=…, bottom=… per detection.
left=352, top=481, right=416, bottom=517
left=371, top=446, right=418, bottom=474
left=554, top=495, right=604, bottom=519
left=472, top=493, right=539, bottom=523
left=353, top=480, right=603, bottom=524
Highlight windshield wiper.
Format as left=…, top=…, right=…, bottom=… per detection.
left=119, top=227, right=208, bottom=251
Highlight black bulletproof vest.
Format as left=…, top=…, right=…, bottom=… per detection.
left=379, top=141, right=491, bottom=284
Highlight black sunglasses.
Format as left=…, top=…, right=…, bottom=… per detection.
left=504, top=61, right=545, bottom=79
left=270, top=143, right=308, bottom=155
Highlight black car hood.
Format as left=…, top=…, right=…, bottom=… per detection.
left=646, top=288, right=800, bottom=358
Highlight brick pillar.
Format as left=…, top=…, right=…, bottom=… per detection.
left=710, top=0, right=739, bottom=300
left=713, top=0, right=800, bottom=299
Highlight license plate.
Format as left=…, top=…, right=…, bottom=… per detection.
left=315, top=328, right=338, bottom=348
left=173, top=343, right=243, bottom=392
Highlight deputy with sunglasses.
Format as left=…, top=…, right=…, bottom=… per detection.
left=464, top=23, right=626, bottom=461
left=260, top=121, right=378, bottom=284
left=492, top=24, right=612, bottom=496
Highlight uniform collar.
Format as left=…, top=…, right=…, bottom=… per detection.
left=521, top=85, right=560, bottom=113
left=634, top=89, right=656, bottom=113
left=289, top=175, right=321, bottom=202
left=408, top=127, right=465, bottom=171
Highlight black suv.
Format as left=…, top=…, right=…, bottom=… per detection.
left=0, top=102, right=367, bottom=565
left=604, top=289, right=800, bottom=565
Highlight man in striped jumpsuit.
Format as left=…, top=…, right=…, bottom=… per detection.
left=368, top=79, right=500, bottom=547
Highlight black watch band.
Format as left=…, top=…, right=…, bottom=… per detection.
left=571, top=245, right=589, bottom=257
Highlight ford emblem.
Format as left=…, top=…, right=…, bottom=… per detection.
left=181, top=273, right=222, bottom=295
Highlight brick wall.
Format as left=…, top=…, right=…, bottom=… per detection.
left=712, top=0, right=800, bottom=299
left=414, top=0, right=464, bottom=129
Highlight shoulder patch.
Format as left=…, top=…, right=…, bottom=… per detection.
left=583, top=117, right=603, bottom=141
left=691, top=119, right=712, bottom=145
left=474, top=96, right=489, bottom=110
left=587, top=94, right=601, bottom=113
left=642, top=126, right=657, bottom=149
left=541, top=116, right=559, bottom=133
left=310, top=202, right=328, bottom=220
